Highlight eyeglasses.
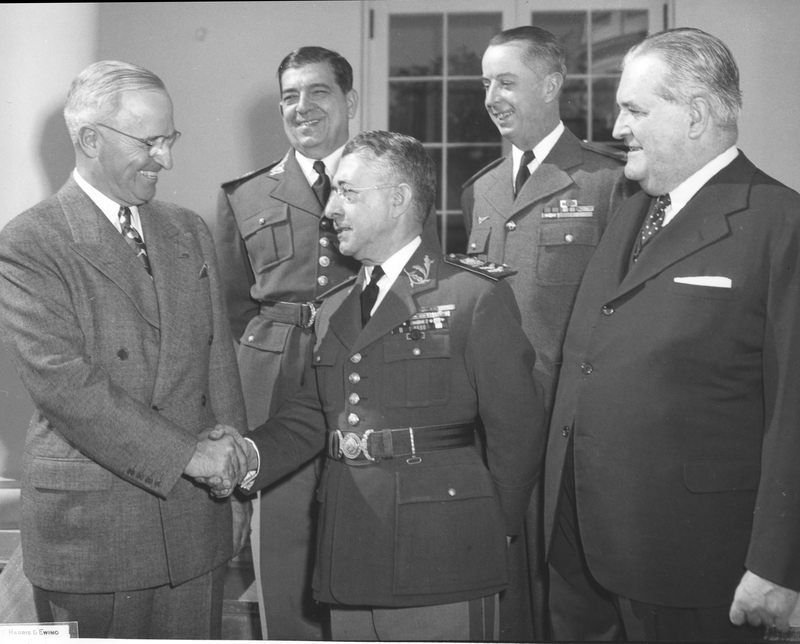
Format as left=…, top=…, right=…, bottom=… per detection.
left=329, top=184, right=399, bottom=204
left=95, top=123, right=181, bottom=153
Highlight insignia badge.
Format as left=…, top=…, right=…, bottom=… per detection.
left=477, top=216, right=490, bottom=224
left=268, top=157, right=287, bottom=176
left=443, top=254, right=516, bottom=280
left=404, top=255, right=433, bottom=288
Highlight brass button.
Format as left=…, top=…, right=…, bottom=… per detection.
left=320, top=219, right=331, bottom=229
left=349, top=393, right=360, bottom=405
left=248, top=334, right=255, bottom=342
left=319, top=237, right=330, bottom=247
left=350, top=353, right=362, bottom=363
left=348, top=413, right=359, bottom=426
left=316, top=355, right=322, bottom=363
left=506, top=221, right=516, bottom=231
left=349, top=373, right=361, bottom=384
left=319, top=256, right=330, bottom=267
left=602, top=305, right=614, bottom=316
left=412, top=347, right=421, bottom=356
left=317, top=275, right=329, bottom=286
left=565, top=234, right=575, bottom=243
left=470, top=242, right=477, bottom=249
left=562, top=426, right=571, bottom=438
left=258, top=217, right=266, bottom=225
left=581, top=363, right=593, bottom=375
left=448, top=488, right=456, bottom=496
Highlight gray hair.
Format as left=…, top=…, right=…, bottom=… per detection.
left=64, top=60, right=167, bottom=145
left=342, top=131, right=436, bottom=223
left=488, top=25, right=567, bottom=79
left=624, top=28, right=741, bottom=133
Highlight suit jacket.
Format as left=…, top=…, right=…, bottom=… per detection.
left=462, top=128, right=631, bottom=406
left=246, top=238, right=547, bottom=607
left=0, top=177, right=246, bottom=593
left=544, top=152, right=800, bottom=607
left=216, top=150, right=361, bottom=426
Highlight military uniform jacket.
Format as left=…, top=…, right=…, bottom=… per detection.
left=0, top=177, right=247, bottom=593
left=462, top=128, right=631, bottom=406
left=544, top=153, right=800, bottom=607
left=246, top=238, right=546, bottom=607
left=216, top=150, right=360, bottom=425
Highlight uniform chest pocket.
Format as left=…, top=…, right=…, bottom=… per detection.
left=536, top=220, right=601, bottom=286
left=382, top=330, right=450, bottom=408
left=240, top=204, right=293, bottom=272
left=313, top=340, right=342, bottom=412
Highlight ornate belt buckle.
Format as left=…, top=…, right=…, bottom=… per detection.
left=301, top=301, right=317, bottom=329
left=336, top=429, right=375, bottom=461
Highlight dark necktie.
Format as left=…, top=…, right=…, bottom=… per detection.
left=631, top=194, right=671, bottom=262
left=514, top=150, right=535, bottom=196
left=312, top=160, right=331, bottom=207
left=118, top=206, right=153, bottom=277
left=360, top=265, right=385, bottom=327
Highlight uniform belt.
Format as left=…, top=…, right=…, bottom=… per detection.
left=259, top=300, right=320, bottom=329
left=327, top=422, right=475, bottom=464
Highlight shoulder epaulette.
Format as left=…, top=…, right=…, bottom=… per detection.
left=443, top=253, right=516, bottom=281
left=580, top=140, right=628, bottom=163
left=221, top=157, right=285, bottom=189
left=461, top=156, right=506, bottom=190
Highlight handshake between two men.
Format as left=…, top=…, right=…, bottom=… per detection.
left=184, top=425, right=257, bottom=497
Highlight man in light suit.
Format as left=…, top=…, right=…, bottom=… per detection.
left=0, top=61, right=249, bottom=639
left=461, top=26, right=632, bottom=640
left=545, top=28, right=800, bottom=641
left=215, top=131, right=546, bottom=640
left=215, top=46, right=361, bottom=640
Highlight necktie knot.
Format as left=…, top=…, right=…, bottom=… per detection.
left=515, top=150, right=535, bottom=196
left=312, top=160, right=331, bottom=206
left=360, top=265, right=385, bottom=327
left=632, top=194, right=671, bottom=262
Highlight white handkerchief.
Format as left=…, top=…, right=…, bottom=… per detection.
left=673, top=276, right=732, bottom=288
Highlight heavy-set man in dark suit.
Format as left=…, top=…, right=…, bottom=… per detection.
left=214, top=130, right=546, bottom=640
left=215, top=46, right=361, bottom=640
left=545, top=28, right=800, bottom=641
left=0, top=61, right=249, bottom=639
left=461, top=26, right=631, bottom=640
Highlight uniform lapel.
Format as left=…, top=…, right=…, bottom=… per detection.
left=327, top=276, right=363, bottom=351
left=62, top=178, right=160, bottom=329
left=480, top=157, right=514, bottom=220
left=267, top=150, right=323, bottom=217
left=613, top=152, right=753, bottom=301
left=511, top=129, right=580, bottom=219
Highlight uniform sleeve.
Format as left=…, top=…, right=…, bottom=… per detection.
left=466, top=278, right=547, bottom=534
left=0, top=219, right=196, bottom=498
left=215, top=187, right=259, bottom=341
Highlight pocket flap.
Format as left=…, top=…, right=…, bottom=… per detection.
left=383, top=330, right=450, bottom=364
left=467, top=226, right=490, bottom=255
left=313, top=340, right=339, bottom=367
left=683, top=458, right=760, bottom=493
left=397, top=464, right=495, bottom=504
left=538, top=220, right=600, bottom=247
left=28, top=457, right=115, bottom=491
left=240, top=204, right=289, bottom=238
left=240, top=317, right=292, bottom=352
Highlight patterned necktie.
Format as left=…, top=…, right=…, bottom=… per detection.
left=514, top=150, right=535, bottom=196
left=118, top=206, right=153, bottom=277
left=632, top=194, right=671, bottom=262
left=360, top=265, right=385, bottom=327
left=312, top=160, right=331, bottom=207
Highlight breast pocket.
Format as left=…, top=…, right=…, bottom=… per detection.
left=382, top=330, right=450, bottom=408
left=240, top=204, right=294, bottom=272
left=312, top=339, right=342, bottom=412
left=536, top=220, right=601, bottom=286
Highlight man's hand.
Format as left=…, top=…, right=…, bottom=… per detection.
left=730, top=569, right=799, bottom=632
left=184, top=428, right=248, bottom=495
left=195, top=425, right=258, bottom=497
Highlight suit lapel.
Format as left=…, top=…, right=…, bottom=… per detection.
left=613, top=152, right=754, bottom=301
left=511, top=129, right=581, bottom=218
left=61, top=178, right=160, bottom=329
left=267, top=150, right=323, bottom=217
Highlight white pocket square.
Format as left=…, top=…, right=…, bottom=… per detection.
left=673, top=276, right=731, bottom=288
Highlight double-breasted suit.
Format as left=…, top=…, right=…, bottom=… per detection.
left=544, top=152, right=800, bottom=607
left=246, top=238, right=546, bottom=607
left=0, top=177, right=246, bottom=593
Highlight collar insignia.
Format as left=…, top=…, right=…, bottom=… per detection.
left=404, top=255, right=433, bottom=288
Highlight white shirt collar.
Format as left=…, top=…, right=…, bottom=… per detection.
left=511, top=121, right=565, bottom=182
left=363, top=236, right=422, bottom=315
left=73, top=168, right=144, bottom=240
left=663, top=146, right=739, bottom=226
left=295, top=145, right=345, bottom=187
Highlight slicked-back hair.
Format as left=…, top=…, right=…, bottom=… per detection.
left=278, top=46, right=353, bottom=94
left=343, top=131, right=436, bottom=223
left=624, top=27, right=742, bottom=133
left=488, top=25, right=567, bottom=78
left=64, top=60, right=167, bottom=146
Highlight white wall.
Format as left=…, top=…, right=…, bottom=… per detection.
left=674, top=0, right=800, bottom=191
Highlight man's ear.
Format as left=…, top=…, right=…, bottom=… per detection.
left=77, top=125, right=101, bottom=159
left=346, top=88, right=359, bottom=119
left=688, top=95, right=711, bottom=140
left=543, top=72, right=564, bottom=104
left=390, top=183, right=414, bottom=219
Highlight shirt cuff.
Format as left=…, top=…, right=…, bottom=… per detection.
left=239, top=437, right=261, bottom=490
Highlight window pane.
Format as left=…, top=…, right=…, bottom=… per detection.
left=592, top=78, right=619, bottom=142
left=390, top=81, right=442, bottom=142
left=448, top=80, right=496, bottom=143
left=531, top=11, right=587, bottom=74
left=390, top=14, right=443, bottom=77
left=426, top=146, right=443, bottom=211
left=441, top=214, right=469, bottom=255
left=592, top=11, right=648, bottom=74
left=560, top=79, right=588, bottom=141
left=447, top=13, right=502, bottom=76
left=447, top=146, right=502, bottom=211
